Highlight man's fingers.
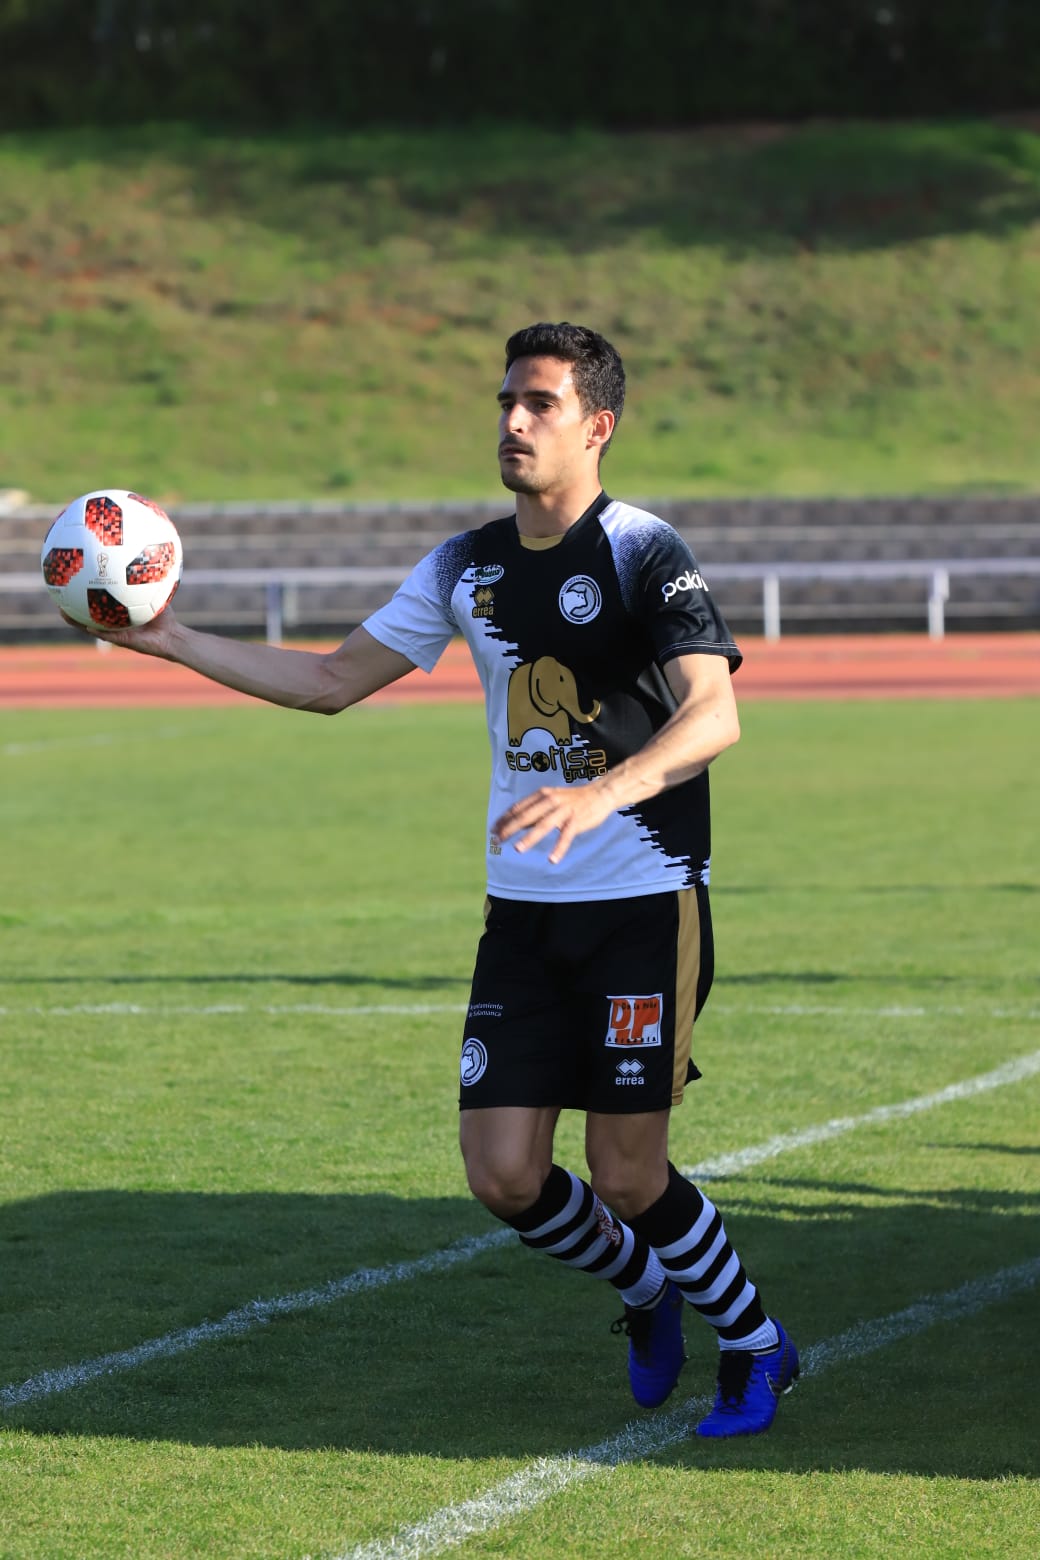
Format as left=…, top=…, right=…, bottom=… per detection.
left=493, top=786, right=602, bottom=863
left=492, top=788, right=556, bottom=841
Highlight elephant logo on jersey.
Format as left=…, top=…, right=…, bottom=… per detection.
left=559, top=574, right=602, bottom=624
left=507, top=657, right=601, bottom=745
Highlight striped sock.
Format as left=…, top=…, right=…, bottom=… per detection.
left=629, top=1162, right=775, bottom=1346
left=507, top=1163, right=667, bottom=1308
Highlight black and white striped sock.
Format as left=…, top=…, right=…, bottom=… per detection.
left=629, top=1162, right=777, bottom=1348
left=507, top=1163, right=666, bottom=1309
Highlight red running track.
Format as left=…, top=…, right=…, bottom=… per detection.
left=0, top=634, right=1037, bottom=709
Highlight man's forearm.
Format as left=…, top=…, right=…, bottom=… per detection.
left=125, top=618, right=413, bottom=714
left=594, top=690, right=740, bottom=811
left=157, top=620, right=340, bottom=710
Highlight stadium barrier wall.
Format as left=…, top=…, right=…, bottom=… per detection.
left=4, top=494, right=1039, bottom=641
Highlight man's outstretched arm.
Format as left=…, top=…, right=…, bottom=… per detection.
left=75, top=609, right=418, bottom=714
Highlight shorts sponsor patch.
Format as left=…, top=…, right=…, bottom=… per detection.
left=460, top=1037, right=489, bottom=1086
left=604, top=994, right=663, bottom=1048
left=467, top=1001, right=503, bottom=1020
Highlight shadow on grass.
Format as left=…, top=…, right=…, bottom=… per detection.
left=0, top=971, right=468, bottom=990
left=10, top=121, right=1040, bottom=254
left=0, top=1183, right=1036, bottom=1478
left=716, top=970, right=1037, bottom=990
left=715, top=884, right=1040, bottom=895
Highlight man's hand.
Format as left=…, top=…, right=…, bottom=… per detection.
left=492, top=781, right=618, bottom=865
left=492, top=653, right=741, bottom=865
left=61, top=605, right=178, bottom=659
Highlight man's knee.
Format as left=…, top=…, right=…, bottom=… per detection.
left=462, top=1150, right=546, bottom=1219
left=588, top=1167, right=663, bottom=1222
left=586, top=1116, right=670, bottom=1220
left=459, top=1108, right=554, bottom=1219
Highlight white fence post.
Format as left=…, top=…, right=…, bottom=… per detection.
left=763, top=573, right=782, bottom=640
left=927, top=568, right=949, bottom=641
left=265, top=581, right=284, bottom=644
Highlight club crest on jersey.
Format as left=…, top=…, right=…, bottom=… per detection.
left=559, top=575, right=602, bottom=624
left=604, top=995, right=663, bottom=1048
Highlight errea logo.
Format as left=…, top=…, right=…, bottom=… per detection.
left=662, top=568, right=708, bottom=601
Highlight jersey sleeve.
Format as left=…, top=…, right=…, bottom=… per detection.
left=362, top=534, right=470, bottom=673
left=626, top=519, right=742, bottom=671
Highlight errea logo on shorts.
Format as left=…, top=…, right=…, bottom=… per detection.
left=661, top=569, right=708, bottom=600
left=604, top=994, right=663, bottom=1048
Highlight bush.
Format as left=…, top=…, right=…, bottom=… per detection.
left=2, top=1, right=1040, bottom=129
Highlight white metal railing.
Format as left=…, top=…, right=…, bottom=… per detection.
left=5, top=558, right=1039, bottom=642
left=703, top=558, right=1040, bottom=640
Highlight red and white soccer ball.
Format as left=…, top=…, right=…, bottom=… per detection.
left=41, top=488, right=183, bottom=630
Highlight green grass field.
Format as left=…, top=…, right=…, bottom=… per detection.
left=1, top=694, right=1038, bottom=1558
left=3, top=119, right=1040, bottom=504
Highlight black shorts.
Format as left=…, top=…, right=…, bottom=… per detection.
left=458, top=886, right=714, bottom=1114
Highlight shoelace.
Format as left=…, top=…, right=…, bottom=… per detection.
left=713, top=1348, right=755, bottom=1407
left=610, top=1306, right=655, bottom=1357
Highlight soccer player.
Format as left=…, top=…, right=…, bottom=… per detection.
left=80, top=322, right=798, bottom=1437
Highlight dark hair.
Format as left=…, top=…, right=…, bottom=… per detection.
left=504, top=321, right=625, bottom=449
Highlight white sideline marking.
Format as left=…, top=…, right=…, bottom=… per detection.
left=330, top=1256, right=1040, bottom=1560
left=0, top=1001, right=1037, bottom=1021
left=1, top=727, right=186, bottom=757
left=0, top=1003, right=469, bottom=1019
left=2, top=1048, right=1036, bottom=1414
left=680, top=1047, right=1040, bottom=1182
left=0, top=1231, right=513, bottom=1412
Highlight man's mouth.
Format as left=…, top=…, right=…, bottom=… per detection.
left=499, top=443, right=532, bottom=458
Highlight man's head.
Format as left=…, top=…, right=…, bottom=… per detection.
left=504, top=322, right=625, bottom=445
left=497, top=323, right=626, bottom=499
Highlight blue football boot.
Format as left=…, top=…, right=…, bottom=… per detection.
left=611, top=1280, right=687, bottom=1408
left=695, top=1319, right=800, bottom=1437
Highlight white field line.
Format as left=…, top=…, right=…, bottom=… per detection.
left=2, top=1048, right=1036, bottom=1414
left=1, top=727, right=187, bottom=757
left=680, top=1046, right=1040, bottom=1182
left=0, top=1003, right=470, bottom=1018
left=0, top=1001, right=1038, bottom=1020
left=330, top=1255, right=1040, bottom=1560
left=0, top=1230, right=514, bottom=1412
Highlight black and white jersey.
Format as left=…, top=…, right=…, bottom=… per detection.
left=363, top=492, right=741, bottom=903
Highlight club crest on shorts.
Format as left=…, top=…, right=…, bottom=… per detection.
left=460, top=1037, right=489, bottom=1085
left=604, top=994, right=663, bottom=1047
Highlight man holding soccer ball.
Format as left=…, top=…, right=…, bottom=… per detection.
left=74, top=322, right=798, bottom=1437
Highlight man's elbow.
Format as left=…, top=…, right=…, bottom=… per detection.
left=708, top=699, right=740, bottom=755
left=308, top=659, right=364, bottom=716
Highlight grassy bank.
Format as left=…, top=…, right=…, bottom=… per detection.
left=2, top=120, right=1040, bottom=504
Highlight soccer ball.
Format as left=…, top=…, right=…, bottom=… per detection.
left=41, top=488, right=183, bottom=630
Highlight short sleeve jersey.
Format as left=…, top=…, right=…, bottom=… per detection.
left=363, top=492, right=741, bottom=903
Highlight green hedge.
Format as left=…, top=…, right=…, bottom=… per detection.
left=3, top=1, right=1040, bottom=128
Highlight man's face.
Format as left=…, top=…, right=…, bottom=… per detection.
left=496, top=356, right=599, bottom=496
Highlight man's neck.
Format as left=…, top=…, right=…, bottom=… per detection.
left=513, top=481, right=604, bottom=539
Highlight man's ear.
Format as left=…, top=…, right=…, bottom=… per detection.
left=588, top=408, right=615, bottom=451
